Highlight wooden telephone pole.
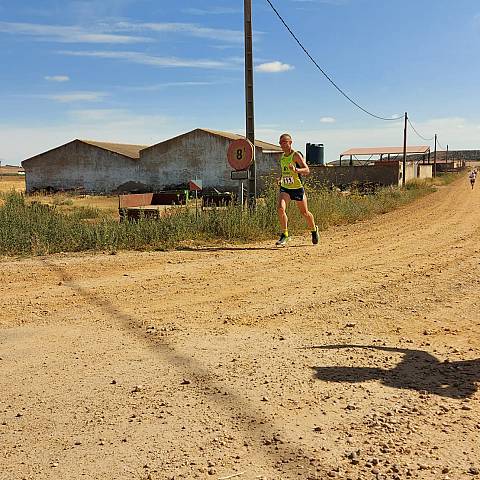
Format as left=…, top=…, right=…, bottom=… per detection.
left=402, top=112, right=407, bottom=186
left=244, top=0, right=256, bottom=206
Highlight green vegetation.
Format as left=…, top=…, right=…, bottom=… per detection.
left=425, top=172, right=460, bottom=186
left=0, top=177, right=449, bottom=256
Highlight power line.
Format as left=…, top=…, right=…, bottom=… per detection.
left=264, top=0, right=402, bottom=122
left=406, top=118, right=434, bottom=142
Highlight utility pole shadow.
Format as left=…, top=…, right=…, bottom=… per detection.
left=41, top=258, right=327, bottom=476
left=308, top=344, right=479, bottom=399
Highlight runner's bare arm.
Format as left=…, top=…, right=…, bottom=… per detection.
left=293, top=152, right=310, bottom=175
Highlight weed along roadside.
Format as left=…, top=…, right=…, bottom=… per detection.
left=0, top=175, right=459, bottom=257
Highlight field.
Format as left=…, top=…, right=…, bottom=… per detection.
left=1, top=177, right=445, bottom=256
left=1, top=175, right=479, bottom=479
left=0, top=174, right=25, bottom=193
left=0, top=175, right=119, bottom=218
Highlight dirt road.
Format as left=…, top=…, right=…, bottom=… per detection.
left=1, top=177, right=479, bottom=480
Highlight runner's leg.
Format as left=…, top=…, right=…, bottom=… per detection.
left=296, top=195, right=315, bottom=230
left=277, top=191, right=290, bottom=232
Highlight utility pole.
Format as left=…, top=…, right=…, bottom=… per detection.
left=433, top=134, right=437, bottom=178
left=244, top=0, right=256, bottom=207
left=402, top=112, right=407, bottom=186
left=446, top=144, right=449, bottom=164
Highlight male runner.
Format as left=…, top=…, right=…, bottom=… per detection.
left=276, top=133, right=319, bottom=246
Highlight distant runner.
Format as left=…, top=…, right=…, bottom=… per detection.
left=276, top=133, right=319, bottom=247
left=469, top=170, right=476, bottom=189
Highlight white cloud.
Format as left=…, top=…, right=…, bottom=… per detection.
left=59, top=50, right=235, bottom=69
left=182, top=7, right=242, bottom=15
left=69, top=109, right=123, bottom=122
left=44, top=75, right=70, bottom=82
left=0, top=21, right=150, bottom=44
left=115, top=22, right=244, bottom=43
left=38, top=91, right=108, bottom=103
left=0, top=110, right=175, bottom=163
left=0, top=20, right=258, bottom=49
left=423, top=116, right=466, bottom=128
left=68, top=108, right=169, bottom=128
left=320, top=117, right=336, bottom=124
left=121, top=81, right=217, bottom=92
left=67, top=0, right=140, bottom=20
left=255, top=61, right=294, bottom=73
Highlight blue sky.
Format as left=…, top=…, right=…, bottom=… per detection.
left=1, top=0, right=479, bottom=165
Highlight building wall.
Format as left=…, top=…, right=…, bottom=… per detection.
left=23, top=140, right=141, bottom=193
left=138, top=130, right=280, bottom=192
left=297, top=161, right=432, bottom=189
left=22, top=132, right=281, bottom=194
left=417, top=164, right=433, bottom=179
left=402, top=162, right=416, bottom=184
left=306, top=164, right=400, bottom=188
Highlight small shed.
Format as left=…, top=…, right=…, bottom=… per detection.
left=339, top=146, right=430, bottom=166
left=338, top=145, right=432, bottom=184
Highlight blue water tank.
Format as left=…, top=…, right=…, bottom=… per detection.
left=306, top=143, right=324, bottom=165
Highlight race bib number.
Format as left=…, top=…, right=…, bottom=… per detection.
left=282, top=176, right=294, bottom=185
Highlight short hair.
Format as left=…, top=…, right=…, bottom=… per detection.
left=279, top=133, right=292, bottom=141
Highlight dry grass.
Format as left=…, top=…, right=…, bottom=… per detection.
left=0, top=175, right=25, bottom=193
left=0, top=177, right=119, bottom=218
left=0, top=180, right=439, bottom=256
left=29, top=192, right=119, bottom=219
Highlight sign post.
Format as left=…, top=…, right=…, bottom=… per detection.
left=227, top=139, right=254, bottom=208
left=188, top=179, right=203, bottom=218
left=227, top=138, right=254, bottom=172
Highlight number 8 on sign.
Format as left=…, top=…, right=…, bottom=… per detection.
left=227, top=138, right=254, bottom=171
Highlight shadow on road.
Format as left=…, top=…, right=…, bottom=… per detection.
left=308, top=344, right=480, bottom=399
left=177, top=244, right=310, bottom=252
left=177, top=245, right=278, bottom=252
left=40, top=258, right=323, bottom=476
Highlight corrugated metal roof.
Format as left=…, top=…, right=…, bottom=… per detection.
left=341, top=146, right=430, bottom=156
left=200, top=128, right=283, bottom=152
left=81, top=140, right=150, bottom=159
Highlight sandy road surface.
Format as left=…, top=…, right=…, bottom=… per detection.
left=1, top=177, right=479, bottom=480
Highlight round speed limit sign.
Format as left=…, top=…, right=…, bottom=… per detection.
left=227, top=138, right=254, bottom=171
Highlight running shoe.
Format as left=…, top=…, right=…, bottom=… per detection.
left=276, top=233, right=289, bottom=247
left=311, top=225, right=319, bottom=245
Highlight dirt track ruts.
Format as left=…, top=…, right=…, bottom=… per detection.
left=1, top=177, right=479, bottom=480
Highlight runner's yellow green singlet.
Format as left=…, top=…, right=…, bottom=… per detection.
left=280, top=151, right=303, bottom=189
